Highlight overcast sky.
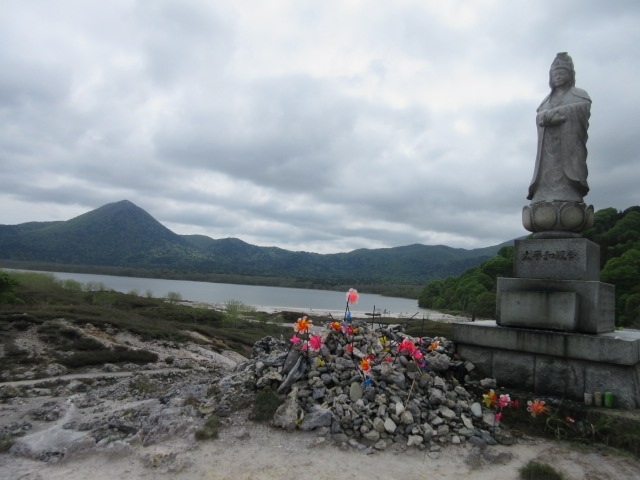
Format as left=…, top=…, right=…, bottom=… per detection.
left=1, top=1, right=639, bottom=254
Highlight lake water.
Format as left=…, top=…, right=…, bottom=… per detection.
left=7, top=269, right=446, bottom=319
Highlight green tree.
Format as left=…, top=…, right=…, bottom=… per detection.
left=0, top=271, right=18, bottom=302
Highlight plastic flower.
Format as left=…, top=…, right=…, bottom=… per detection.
left=346, top=288, right=359, bottom=304
left=413, top=349, right=424, bottom=362
left=360, top=357, right=371, bottom=373
left=495, top=412, right=503, bottom=423
left=399, top=339, right=417, bottom=355
left=483, top=389, right=498, bottom=408
left=566, top=416, right=575, bottom=423
left=290, top=334, right=301, bottom=344
left=344, top=325, right=355, bottom=336
left=330, top=321, right=342, bottom=332
left=511, top=398, right=521, bottom=409
left=308, top=334, right=323, bottom=351
left=346, top=344, right=354, bottom=352
left=428, top=340, right=440, bottom=351
left=294, top=316, right=312, bottom=333
left=499, top=394, right=512, bottom=408
left=527, top=399, right=548, bottom=417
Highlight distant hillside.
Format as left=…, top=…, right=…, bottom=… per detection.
left=0, top=200, right=509, bottom=287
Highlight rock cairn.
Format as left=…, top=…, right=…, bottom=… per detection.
left=244, top=320, right=498, bottom=453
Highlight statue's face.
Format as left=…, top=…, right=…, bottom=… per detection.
left=550, top=68, right=570, bottom=88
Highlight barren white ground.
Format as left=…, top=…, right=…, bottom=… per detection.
left=3, top=412, right=640, bottom=480
left=2, top=310, right=640, bottom=479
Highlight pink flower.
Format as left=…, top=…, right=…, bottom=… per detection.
left=413, top=349, right=424, bottom=362
left=495, top=412, right=503, bottom=423
left=399, top=339, right=417, bottom=356
left=346, top=288, right=359, bottom=304
left=499, top=394, right=511, bottom=408
left=308, top=334, right=323, bottom=351
left=290, top=334, right=301, bottom=344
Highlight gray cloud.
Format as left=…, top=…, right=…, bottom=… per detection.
left=1, top=0, right=639, bottom=254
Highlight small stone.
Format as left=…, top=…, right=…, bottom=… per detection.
left=439, top=405, right=455, bottom=419
left=407, top=435, right=423, bottom=447
left=349, top=382, right=363, bottom=402
left=400, top=410, right=414, bottom=425
left=461, top=413, right=475, bottom=429
left=470, top=402, right=483, bottom=418
left=363, top=430, right=380, bottom=442
left=384, top=418, right=397, bottom=434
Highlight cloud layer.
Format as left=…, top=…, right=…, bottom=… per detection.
left=2, top=0, right=639, bottom=253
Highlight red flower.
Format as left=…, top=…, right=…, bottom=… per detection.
left=330, top=321, right=342, bottom=332
left=346, top=344, right=354, bottom=352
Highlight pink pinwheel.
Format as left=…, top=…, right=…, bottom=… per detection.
left=346, top=288, right=359, bottom=304
left=308, top=334, right=323, bottom=351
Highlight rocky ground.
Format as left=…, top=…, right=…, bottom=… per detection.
left=2, top=317, right=640, bottom=479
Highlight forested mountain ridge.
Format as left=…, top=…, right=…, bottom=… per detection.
left=419, top=206, right=640, bottom=327
left=0, top=200, right=508, bottom=288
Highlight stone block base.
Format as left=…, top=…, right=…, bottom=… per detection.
left=453, top=321, right=640, bottom=409
left=514, top=238, right=600, bottom=281
left=497, top=277, right=615, bottom=334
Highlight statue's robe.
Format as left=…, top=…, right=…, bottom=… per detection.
left=528, top=87, right=591, bottom=203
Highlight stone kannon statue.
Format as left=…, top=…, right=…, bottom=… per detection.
left=522, top=52, right=595, bottom=236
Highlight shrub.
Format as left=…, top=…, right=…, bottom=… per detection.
left=252, top=388, right=281, bottom=422
left=519, top=461, right=564, bottom=480
left=195, top=416, right=220, bottom=441
left=165, top=291, right=182, bottom=304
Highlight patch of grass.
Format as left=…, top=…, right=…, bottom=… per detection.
left=519, top=460, right=564, bottom=480
left=58, top=347, right=158, bottom=368
left=195, top=416, right=220, bottom=441
left=404, top=319, right=453, bottom=338
left=129, top=377, right=160, bottom=394
left=252, top=388, right=281, bottom=422
left=0, top=435, right=15, bottom=453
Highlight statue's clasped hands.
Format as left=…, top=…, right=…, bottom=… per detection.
left=539, top=110, right=567, bottom=127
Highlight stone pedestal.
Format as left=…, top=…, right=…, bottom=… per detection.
left=451, top=236, right=632, bottom=406
left=453, top=321, right=640, bottom=409
left=496, top=238, right=615, bottom=334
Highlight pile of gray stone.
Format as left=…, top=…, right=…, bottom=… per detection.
left=244, top=320, right=502, bottom=453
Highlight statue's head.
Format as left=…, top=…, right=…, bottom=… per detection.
left=548, top=52, right=575, bottom=89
